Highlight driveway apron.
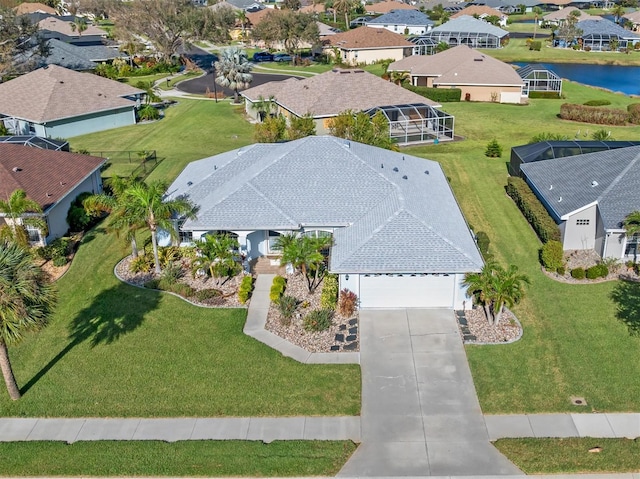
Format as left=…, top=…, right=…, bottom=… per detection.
left=338, top=308, right=522, bottom=477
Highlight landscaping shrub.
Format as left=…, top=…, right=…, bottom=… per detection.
left=269, top=275, right=286, bottom=303
left=238, top=275, right=254, bottom=304
left=67, top=192, right=99, bottom=232
left=586, top=265, right=600, bottom=279
left=404, top=84, right=461, bottom=102
left=559, top=103, right=628, bottom=125
left=540, top=240, right=564, bottom=272
left=320, top=274, right=339, bottom=310
left=138, top=104, right=160, bottom=121
left=144, top=279, right=160, bottom=289
left=557, top=265, right=566, bottom=276
left=506, top=177, right=561, bottom=244
left=592, top=128, right=614, bottom=140
left=571, top=267, right=585, bottom=279
left=278, top=294, right=298, bottom=324
left=529, top=40, right=541, bottom=51
left=528, top=91, right=562, bottom=99
left=485, top=139, right=502, bottom=158
left=129, top=254, right=153, bottom=273
left=337, top=289, right=358, bottom=317
left=627, top=103, right=640, bottom=124
left=529, top=132, right=569, bottom=143
left=166, top=282, right=195, bottom=298
left=195, top=288, right=222, bottom=301
left=52, top=255, right=68, bottom=267
left=303, top=309, right=333, bottom=332
left=160, top=261, right=183, bottom=285
left=475, top=231, right=492, bottom=260
left=158, top=247, right=182, bottom=267
left=583, top=99, right=611, bottom=106
left=592, top=263, right=609, bottom=278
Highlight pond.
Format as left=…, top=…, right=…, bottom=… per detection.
left=514, top=62, right=640, bottom=96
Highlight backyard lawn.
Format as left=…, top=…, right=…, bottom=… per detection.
left=0, top=227, right=360, bottom=417
left=405, top=81, right=640, bottom=413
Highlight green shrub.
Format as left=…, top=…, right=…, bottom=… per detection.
left=540, top=240, right=564, bottom=271
left=320, top=274, right=339, bottom=309
left=167, top=282, right=195, bottom=297
left=238, top=275, right=254, bottom=304
left=627, top=103, right=640, bottom=124
left=160, top=261, right=183, bottom=285
left=278, top=294, right=298, bottom=324
left=571, top=267, right=585, bottom=279
left=52, top=255, right=68, bottom=267
left=273, top=275, right=287, bottom=287
left=338, top=289, right=358, bottom=317
left=559, top=103, right=629, bottom=125
left=303, top=309, right=333, bottom=332
left=583, top=99, right=611, bottom=106
left=485, top=139, right=503, bottom=158
left=528, top=91, right=562, bottom=99
left=506, top=177, right=561, bottom=244
left=404, top=84, right=461, bottom=102
left=270, top=276, right=286, bottom=303
left=475, top=231, right=491, bottom=259
left=129, top=254, right=153, bottom=273
left=595, top=263, right=609, bottom=278
left=556, top=265, right=566, bottom=275
left=138, top=104, right=160, bottom=121
left=144, top=279, right=160, bottom=289
left=586, top=265, right=600, bottom=279
left=529, top=40, right=541, bottom=51
left=195, top=288, right=222, bottom=301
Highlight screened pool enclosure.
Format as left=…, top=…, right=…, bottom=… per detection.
left=366, top=104, right=455, bottom=145
left=517, top=64, right=562, bottom=96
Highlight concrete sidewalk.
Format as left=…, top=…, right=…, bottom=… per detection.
left=0, top=416, right=361, bottom=443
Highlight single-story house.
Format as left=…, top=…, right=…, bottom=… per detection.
left=622, top=10, right=640, bottom=31
left=241, top=68, right=455, bottom=145
left=0, top=144, right=105, bottom=245
left=464, top=0, right=523, bottom=14
left=576, top=19, right=640, bottom=51
left=388, top=45, right=525, bottom=103
left=0, top=65, right=144, bottom=139
left=365, top=1, right=417, bottom=15
left=14, top=2, right=56, bottom=15
left=221, top=0, right=264, bottom=11
left=164, top=136, right=483, bottom=309
left=300, top=3, right=328, bottom=14
left=37, top=16, right=108, bottom=46
left=323, top=26, right=415, bottom=65
left=39, top=39, right=125, bottom=71
left=418, top=15, right=510, bottom=48
left=415, top=0, right=465, bottom=13
left=452, top=5, right=508, bottom=26
left=520, top=145, right=640, bottom=260
left=366, top=10, right=435, bottom=35
left=542, top=6, right=600, bottom=26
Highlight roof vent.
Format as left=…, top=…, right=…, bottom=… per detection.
left=591, top=180, right=598, bottom=187
left=402, top=156, right=405, bottom=161
left=59, top=181, right=65, bottom=186
left=474, top=57, right=483, bottom=61
left=558, top=196, right=562, bottom=202
left=46, top=193, right=52, bottom=197
left=12, top=167, right=21, bottom=172
left=393, top=167, right=399, bottom=172
left=549, top=184, right=553, bottom=190
left=381, top=163, right=384, bottom=168
left=424, top=170, right=429, bottom=174
left=402, top=175, right=408, bottom=179
left=343, top=140, right=350, bottom=148
left=187, top=181, right=193, bottom=186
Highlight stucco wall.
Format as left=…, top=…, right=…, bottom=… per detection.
left=561, top=204, right=598, bottom=251
left=604, top=232, right=626, bottom=259
left=437, top=84, right=523, bottom=103
left=338, top=47, right=407, bottom=65
left=367, top=24, right=432, bottom=35
left=43, top=106, right=137, bottom=138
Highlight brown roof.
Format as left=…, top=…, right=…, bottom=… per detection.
left=0, top=65, right=144, bottom=123
left=14, top=2, right=56, bottom=14
left=451, top=6, right=505, bottom=19
left=543, top=6, right=600, bottom=21
left=388, top=45, right=523, bottom=87
left=623, top=10, right=640, bottom=23
left=0, top=144, right=105, bottom=211
left=246, top=8, right=273, bottom=26
left=300, top=3, right=326, bottom=13
left=365, top=1, right=416, bottom=14
left=325, top=26, right=414, bottom=49
left=38, top=16, right=108, bottom=37
left=241, top=68, right=438, bottom=117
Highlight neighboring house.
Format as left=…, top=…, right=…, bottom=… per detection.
left=0, top=135, right=69, bottom=151
left=576, top=19, right=640, bottom=50
left=542, top=7, right=600, bottom=26
left=623, top=10, right=640, bottom=31
left=388, top=45, right=526, bottom=103
left=37, top=16, right=108, bottom=46
left=241, top=68, right=455, bottom=145
left=366, top=10, right=435, bottom=35
left=224, top=0, right=264, bottom=11
left=13, top=2, right=56, bottom=14
left=465, top=0, right=524, bottom=14
left=300, top=3, right=327, bottom=14
left=417, top=15, right=510, bottom=48
left=0, top=65, right=144, bottom=139
left=415, top=0, right=465, bottom=13
left=39, top=39, right=125, bottom=71
left=452, top=5, right=508, bottom=26
left=519, top=145, right=640, bottom=260
left=165, top=136, right=483, bottom=308
left=0, top=144, right=105, bottom=245
left=323, top=27, right=415, bottom=64
left=365, top=1, right=417, bottom=14
left=517, top=64, right=563, bottom=96
left=317, top=21, right=341, bottom=38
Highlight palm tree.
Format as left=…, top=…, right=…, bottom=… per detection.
left=122, top=181, right=196, bottom=274
left=389, top=70, right=410, bottom=85
left=612, top=3, right=625, bottom=24
left=214, top=46, right=253, bottom=104
left=333, top=0, right=353, bottom=29
left=236, top=10, right=248, bottom=40
left=623, top=210, right=640, bottom=262
left=276, top=233, right=332, bottom=292
left=0, top=241, right=56, bottom=400
left=463, top=261, right=498, bottom=324
left=0, top=190, right=46, bottom=247
left=251, top=95, right=278, bottom=122
left=191, top=233, right=240, bottom=286
left=70, top=17, right=88, bottom=36
left=532, top=6, right=543, bottom=39
left=490, top=264, right=530, bottom=326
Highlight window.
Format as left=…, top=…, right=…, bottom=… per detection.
left=25, top=225, right=41, bottom=243
left=267, top=231, right=282, bottom=253
left=179, top=230, right=193, bottom=244
left=576, top=219, right=590, bottom=226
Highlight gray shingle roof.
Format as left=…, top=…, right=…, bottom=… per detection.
left=167, top=136, right=483, bottom=274
left=40, top=39, right=125, bottom=70
left=431, top=15, right=509, bottom=36
left=367, top=10, right=434, bottom=26
left=520, top=146, right=640, bottom=230
left=578, top=19, right=640, bottom=38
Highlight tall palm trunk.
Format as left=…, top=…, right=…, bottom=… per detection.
left=484, top=303, right=493, bottom=326
left=151, top=229, right=161, bottom=274
left=130, top=237, right=139, bottom=257
left=0, top=341, right=21, bottom=400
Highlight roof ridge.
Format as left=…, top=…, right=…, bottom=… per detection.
left=597, top=148, right=640, bottom=203
left=40, top=67, right=61, bottom=123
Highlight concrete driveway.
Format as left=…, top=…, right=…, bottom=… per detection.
left=339, top=309, right=521, bottom=477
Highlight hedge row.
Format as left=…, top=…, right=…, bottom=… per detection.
left=628, top=103, right=640, bottom=124
left=404, top=84, right=461, bottom=102
left=528, top=91, right=562, bottom=99
left=559, top=103, right=629, bottom=125
left=506, top=177, right=560, bottom=244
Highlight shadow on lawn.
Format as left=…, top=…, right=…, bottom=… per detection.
left=610, top=280, right=640, bottom=336
left=21, top=282, right=160, bottom=395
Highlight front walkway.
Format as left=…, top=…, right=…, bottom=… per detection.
left=339, top=309, right=522, bottom=477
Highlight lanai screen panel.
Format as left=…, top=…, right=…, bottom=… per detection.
left=367, top=103, right=455, bottom=145
left=517, top=64, right=562, bottom=95
left=421, top=30, right=502, bottom=48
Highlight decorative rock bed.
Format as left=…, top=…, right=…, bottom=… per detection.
left=456, top=308, right=522, bottom=344
left=265, top=273, right=359, bottom=353
left=543, top=249, right=639, bottom=284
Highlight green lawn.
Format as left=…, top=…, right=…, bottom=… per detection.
left=405, top=81, right=640, bottom=413
left=71, top=100, right=255, bottom=184
left=494, top=438, right=640, bottom=474
left=0, top=440, right=357, bottom=476
left=1, top=227, right=360, bottom=417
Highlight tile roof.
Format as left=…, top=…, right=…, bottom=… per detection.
left=520, top=146, right=640, bottom=230
left=325, top=26, right=414, bottom=49
left=543, top=7, right=600, bottom=21
left=14, top=2, right=56, bottom=14
left=578, top=19, right=640, bottom=38
left=41, top=39, right=124, bottom=70
left=388, top=45, right=523, bottom=86
left=0, top=144, right=105, bottom=212
left=367, top=9, right=434, bottom=26
left=241, top=68, right=438, bottom=117
left=0, top=65, right=144, bottom=123
left=365, top=1, right=417, bottom=14
left=430, top=15, right=509, bottom=36
left=166, top=136, right=483, bottom=274
left=452, top=5, right=505, bottom=18
left=37, top=16, right=108, bottom=37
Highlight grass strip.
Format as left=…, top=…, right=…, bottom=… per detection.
left=494, top=438, right=640, bottom=474
left=0, top=440, right=357, bottom=476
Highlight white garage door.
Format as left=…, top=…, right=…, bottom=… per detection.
left=359, top=274, right=455, bottom=308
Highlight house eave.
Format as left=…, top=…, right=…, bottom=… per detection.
left=559, top=200, right=598, bottom=221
